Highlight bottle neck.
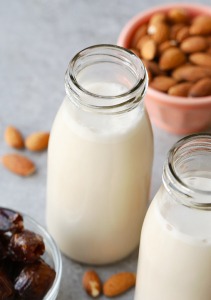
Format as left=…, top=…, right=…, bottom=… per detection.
left=162, top=134, right=211, bottom=210
left=64, top=44, right=147, bottom=115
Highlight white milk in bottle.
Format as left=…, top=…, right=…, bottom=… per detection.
left=135, top=134, right=211, bottom=300
left=46, top=45, right=153, bottom=264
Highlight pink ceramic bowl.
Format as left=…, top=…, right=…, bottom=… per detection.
left=117, top=3, right=211, bottom=135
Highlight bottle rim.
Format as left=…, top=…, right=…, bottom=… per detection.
left=163, top=133, right=211, bottom=210
left=65, top=44, right=147, bottom=114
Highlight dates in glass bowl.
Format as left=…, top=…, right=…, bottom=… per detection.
left=0, top=208, right=57, bottom=300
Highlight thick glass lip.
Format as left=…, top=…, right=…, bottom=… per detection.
left=163, top=133, right=211, bottom=210
left=65, top=44, right=147, bottom=113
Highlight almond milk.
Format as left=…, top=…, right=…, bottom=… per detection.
left=46, top=81, right=153, bottom=264
left=135, top=175, right=211, bottom=299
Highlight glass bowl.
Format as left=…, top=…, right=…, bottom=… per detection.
left=23, top=213, right=62, bottom=300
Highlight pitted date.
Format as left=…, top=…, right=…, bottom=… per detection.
left=0, top=207, right=56, bottom=300
left=0, top=234, right=10, bottom=259
left=14, top=259, right=56, bottom=300
left=0, top=208, right=23, bottom=233
left=0, top=269, right=14, bottom=300
left=9, top=230, right=45, bottom=263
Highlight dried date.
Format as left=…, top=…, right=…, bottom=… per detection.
left=0, top=269, right=14, bottom=300
left=14, top=259, right=56, bottom=300
left=0, top=208, right=23, bottom=233
left=9, top=230, right=45, bottom=263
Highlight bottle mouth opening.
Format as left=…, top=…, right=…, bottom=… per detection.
left=65, top=44, right=147, bottom=113
left=163, top=133, right=211, bottom=209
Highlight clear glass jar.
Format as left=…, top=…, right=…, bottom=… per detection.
left=135, top=134, right=211, bottom=300
left=46, top=44, right=153, bottom=265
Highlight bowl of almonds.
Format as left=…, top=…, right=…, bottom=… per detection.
left=118, top=3, right=211, bottom=134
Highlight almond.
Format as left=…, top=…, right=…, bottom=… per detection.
left=141, top=39, right=157, bottom=60
left=189, top=52, right=211, bottom=68
left=130, top=24, right=148, bottom=48
left=190, top=15, right=211, bottom=35
left=148, top=23, right=170, bottom=44
left=136, top=35, right=151, bottom=50
left=1, top=154, right=36, bottom=176
left=168, top=8, right=189, bottom=24
left=180, top=36, right=208, bottom=53
left=103, top=272, right=136, bottom=297
left=159, top=48, right=186, bottom=70
left=176, top=26, right=190, bottom=43
left=168, top=82, right=193, bottom=96
left=143, top=60, right=166, bottom=76
left=170, top=23, right=184, bottom=40
left=4, top=126, right=24, bottom=149
left=83, top=270, right=102, bottom=298
left=150, top=76, right=177, bottom=92
left=172, top=64, right=211, bottom=82
left=149, top=12, right=166, bottom=24
left=188, top=77, right=211, bottom=97
left=158, top=40, right=177, bottom=54
left=25, top=132, right=50, bottom=152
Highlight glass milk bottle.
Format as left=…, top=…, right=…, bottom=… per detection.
left=46, top=45, right=153, bottom=264
left=135, top=134, right=211, bottom=300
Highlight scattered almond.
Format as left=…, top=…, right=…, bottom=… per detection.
left=1, top=154, right=36, bottom=176
left=4, top=126, right=24, bottom=149
left=159, top=47, right=186, bottom=70
left=103, top=272, right=136, bottom=297
left=188, top=78, right=211, bottom=97
left=150, top=76, right=177, bottom=92
left=180, top=36, right=208, bottom=53
left=25, top=132, right=50, bottom=152
left=168, top=82, right=193, bottom=96
left=83, top=270, right=102, bottom=298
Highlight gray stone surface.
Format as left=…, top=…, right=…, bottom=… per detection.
left=0, top=0, right=210, bottom=299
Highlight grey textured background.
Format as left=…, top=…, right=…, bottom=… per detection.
left=0, top=0, right=210, bottom=299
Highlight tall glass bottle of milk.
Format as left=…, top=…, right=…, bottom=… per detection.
left=46, top=45, right=153, bottom=264
left=135, top=134, right=211, bottom=300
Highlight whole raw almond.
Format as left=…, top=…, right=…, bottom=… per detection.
left=189, top=52, right=211, bottom=68
left=148, top=23, right=170, bottom=44
left=136, top=35, right=151, bottom=50
left=150, top=76, right=177, bottom=92
left=141, top=39, right=157, bottom=60
left=82, top=270, right=102, bottom=298
left=149, top=12, right=166, bottom=25
left=190, top=15, right=211, bottom=35
left=143, top=60, right=166, bottom=76
left=159, top=48, right=186, bottom=70
left=167, top=8, right=189, bottom=24
left=103, top=272, right=136, bottom=297
left=130, top=24, right=148, bottom=48
left=176, top=26, right=190, bottom=43
left=1, top=154, right=36, bottom=176
left=25, top=132, right=50, bottom=152
left=4, top=126, right=24, bottom=149
left=172, top=65, right=211, bottom=82
left=180, top=36, right=208, bottom=53
left=188, top=77, right=211, bottom=97
left=170, top=23, right=184, bottom=40
left=168, top=82, right=193, bottom=96
left=158, top=40, right=177, bottom=54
